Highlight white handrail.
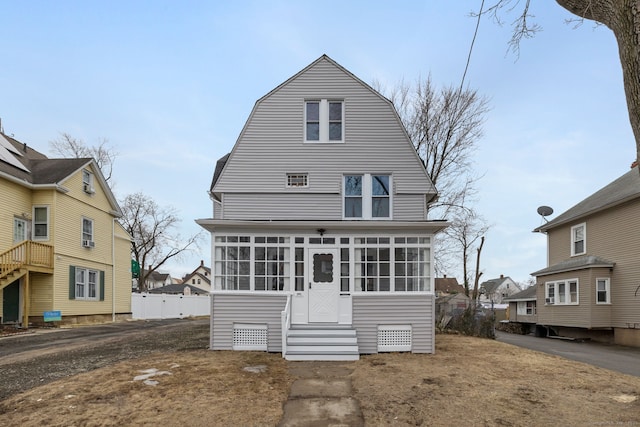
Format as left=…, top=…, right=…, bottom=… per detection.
left=281, top=294, right=292, bottom=358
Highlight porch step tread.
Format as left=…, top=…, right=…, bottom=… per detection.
left=285, top=353, right=360, bottom=361
left=287, top=339, right=358, bottom=345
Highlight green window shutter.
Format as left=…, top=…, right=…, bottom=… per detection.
left=69, top=266, right=76, bottom=300
left=100, top=270, right=105, bottom=301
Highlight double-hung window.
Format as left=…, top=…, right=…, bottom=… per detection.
left=596, top=278, right=610, bottom=304
left=571, top=223, right=586, bottom=256
left=70, top=266, right=102, bottom=301
left=305, top=99, right=343, bottom=142
left=33, top=206, right=49, bottom=240
left=82, top=217, right=94, bottom=247
left=82, top=169, right=95, bottom=194
left=344, top=174, right=391, bottom=219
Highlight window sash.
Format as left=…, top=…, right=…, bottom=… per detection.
left=344, top=174, right=391, bottom=219
left=571, top=223, right=586, bottom=255
left=33, top=206, right=49, bottom=239
left=596, top=278, right=610, bottom=304
left=82, top=218, right=93, bottom=242
left=305, top=99, right=343, bottom=142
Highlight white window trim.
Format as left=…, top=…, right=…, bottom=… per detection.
left=545, top=279, right=579, bottom=305
left=595, top=277, right=611, bottom=304
left=304, top=99, right=344, bottom=143
left=75, top=267, right=100, bottom=301
left=571, top=222, right=586, bottom=256
left=32, top=205, right=50, bottom=241
left=343, top=174, right=392, bottom=220
left=82, top=169, right=95, bottom=194
left=82, top=217, right=94, bottom=247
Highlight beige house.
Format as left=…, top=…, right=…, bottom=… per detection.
left=0, top=132, right=132, bottom=326
left=532, top=165, right=640, bottom=346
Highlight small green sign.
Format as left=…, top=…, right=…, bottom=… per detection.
left=131, top=259, right=140, bottom=278
left=44, top=311, right=62, bottom=322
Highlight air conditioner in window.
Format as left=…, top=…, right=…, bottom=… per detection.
left=545, top=297, right=555, bottom=304
left=83, top=183, right=95, bottom=194
left=82, top=240, right=95, bottom=248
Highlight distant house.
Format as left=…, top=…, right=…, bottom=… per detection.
left=503, top=286, right=537, bottom=326
left=479, top=275, right=521, bottom=305
left=434, top=276, right=466, bottom=296
left=141, top=269, right=173, bottom=291
left=149, top=283, right=208, bottom=295
left=180, top=260, right=211, bottom=292
left=532, top=165, right=640, bottom=347
left=0, top=132, right=132, bottom=326
left=197, top=55, right=448, bottom=360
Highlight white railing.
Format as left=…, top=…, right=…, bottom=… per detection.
left=281, top=294, right=292, bottom=358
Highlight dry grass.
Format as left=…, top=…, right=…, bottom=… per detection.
left=1, top=334, right=639, bottom=426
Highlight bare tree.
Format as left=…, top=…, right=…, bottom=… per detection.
left=380, top=76, right=489, bottom=216
left=120, top=192, right=203, bottom=291
left=481, top=0, right=640, bottom=167
left=49, top=133, right=117, bottom=182
left=375, top=77, right=490, bottom=277
left=444, top=206, right=489, bottom=296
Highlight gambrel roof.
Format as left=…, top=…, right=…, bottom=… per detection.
left=535, top=165, right=640, bottom=233
left=210, top=55, right=437, bottom=202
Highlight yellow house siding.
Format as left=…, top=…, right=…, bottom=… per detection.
left=29, top=273, right=54, bottom=314
left=0, top=179, right=32, bottom=249
left=61, top=165, right=114, bottom=214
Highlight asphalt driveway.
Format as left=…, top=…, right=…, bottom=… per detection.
left=496, top=331, right=640, bottom=377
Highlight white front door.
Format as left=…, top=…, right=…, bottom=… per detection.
left=308, top=248, right=339, bottom=323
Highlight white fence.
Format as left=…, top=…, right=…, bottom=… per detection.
left=131, top=293, right=210, bottom=320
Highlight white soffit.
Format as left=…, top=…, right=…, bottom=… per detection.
left=0, top=134, right=30, bottom=172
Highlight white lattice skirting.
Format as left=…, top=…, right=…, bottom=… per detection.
left=377, top=325, right=412, bottom=352
left=233, top=323, right=268, bottom=351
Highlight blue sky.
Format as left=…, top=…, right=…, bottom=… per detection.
left=0, top=1, right=634, bottom=284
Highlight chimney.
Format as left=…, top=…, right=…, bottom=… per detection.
left=631, top=160, right=638, bottom=169
left=500, top=274, right=504, bottom=279
left=443, top=274, right=447, bottom=278
left=200, top=259, right=204, bottom=267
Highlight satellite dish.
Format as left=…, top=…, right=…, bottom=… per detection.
left=537, top=205, right=554, bottom=222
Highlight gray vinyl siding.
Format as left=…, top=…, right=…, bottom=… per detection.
left=221, top=192, right=426, bottom=221
left=222, top=193, right=341, bottom=220
left=214, top=57, right=435, bottom=222
left=352, top=294, right=435, bottom=354
left=210, top=294, right=287, bottom=351
left=541, top=199, right=640, bottom=329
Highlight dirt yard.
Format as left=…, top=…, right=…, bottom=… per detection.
left=1, top=333, right=639, bottom=426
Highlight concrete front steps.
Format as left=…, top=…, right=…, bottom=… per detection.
left=284, top=324, right=359, bottom=361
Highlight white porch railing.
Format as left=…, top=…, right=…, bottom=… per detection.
left=281, top=294, right=292, bottom=358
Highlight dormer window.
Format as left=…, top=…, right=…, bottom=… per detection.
left=305, top=100, right=343, bottom=143
left=82, top=169, right=95, bottom=194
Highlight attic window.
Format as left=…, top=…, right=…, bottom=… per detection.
left=305, top=100, right=343, bottom=143
left=82, top=169, right=95, bottom=194
left=287, top=173, right=308, bottom=188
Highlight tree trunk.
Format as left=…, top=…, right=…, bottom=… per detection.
left=555, top=0, right=640, bottom=165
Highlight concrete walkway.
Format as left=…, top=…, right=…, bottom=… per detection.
left=278, top=361, right=364, bottom=427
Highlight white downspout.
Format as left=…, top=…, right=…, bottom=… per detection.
left=112, top=218, right=116, bottom=322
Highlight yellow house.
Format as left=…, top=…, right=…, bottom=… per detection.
left=0, top=132, right=132, bottom=326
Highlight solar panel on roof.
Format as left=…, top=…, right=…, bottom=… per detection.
left=0, top=134, right=30, bottom=172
